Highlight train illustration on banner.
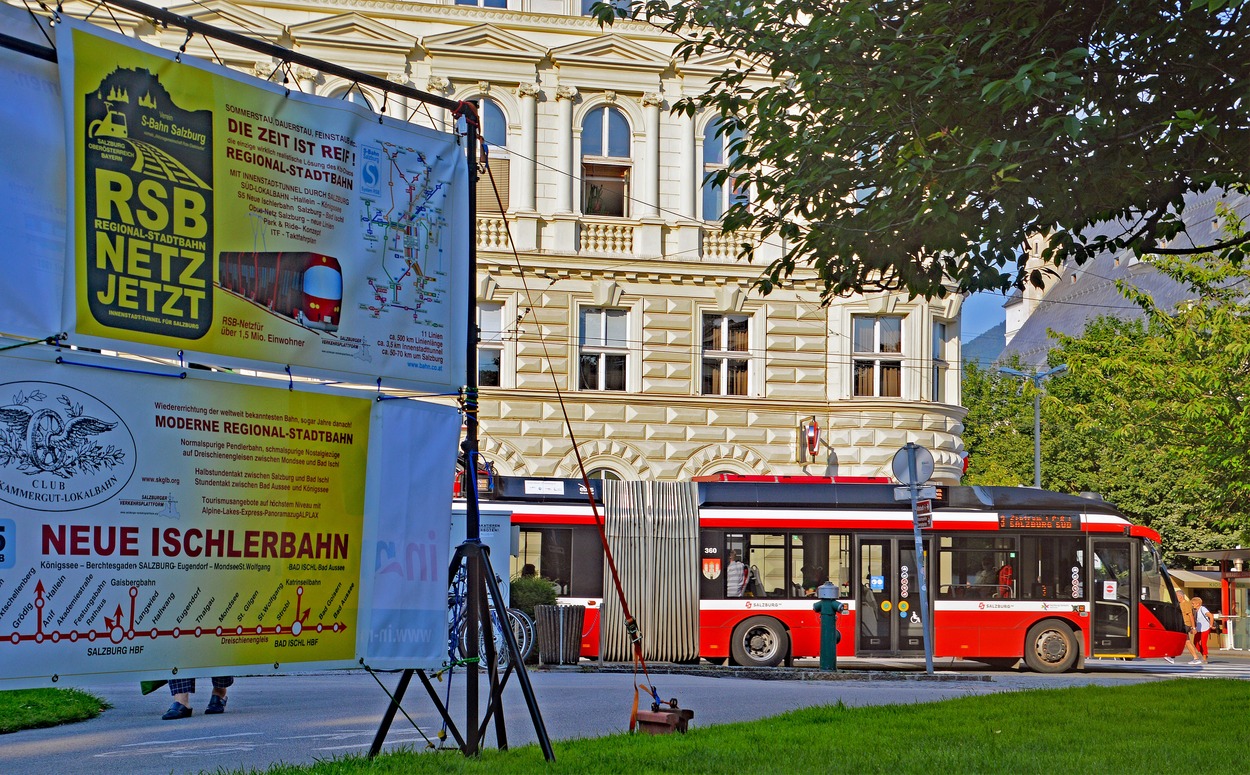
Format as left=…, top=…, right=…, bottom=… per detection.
left=218, top=251, right=343, bottom=332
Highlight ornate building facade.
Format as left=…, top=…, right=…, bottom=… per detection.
left=40, top=0, right=968, bottom=482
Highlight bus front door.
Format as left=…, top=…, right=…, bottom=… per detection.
left=1090, top=537, right=1137, bottom=657
left=857, top=537, right=928, bottom=657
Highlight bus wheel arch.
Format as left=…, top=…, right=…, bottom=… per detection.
left=729, top=616, right=789, bottom=668
left=1023, top=619, right=1080, bottom=673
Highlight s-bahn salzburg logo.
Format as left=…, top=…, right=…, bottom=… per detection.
left=0, top=382, right=136, bottom=511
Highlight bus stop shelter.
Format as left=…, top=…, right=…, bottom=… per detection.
left=1174, top=548, right=1250, bottom=650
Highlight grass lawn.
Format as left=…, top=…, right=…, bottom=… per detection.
left=254, top=679, right=1250, bottom=774
left=0, top=688, right=109, bottom=734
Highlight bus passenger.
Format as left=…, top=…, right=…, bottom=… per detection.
left=801, top=565, right=827, bottom=596
left=975, top=555, right=995, bottom=597
left=726, top=550, right=747, bottom=597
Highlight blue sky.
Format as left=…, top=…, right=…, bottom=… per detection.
left=961, top=291, right=1009, bottom=340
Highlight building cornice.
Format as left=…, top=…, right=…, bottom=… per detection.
left=231, top=1, right=675, bottom=44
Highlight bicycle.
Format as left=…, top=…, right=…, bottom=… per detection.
left=447, top=566, right=535, bottom=670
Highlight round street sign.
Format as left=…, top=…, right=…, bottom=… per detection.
left=892, top=444, right=934, bottom=485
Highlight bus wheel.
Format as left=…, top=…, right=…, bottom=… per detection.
left=730, top=616, right=788, bottom=668
left=1023, top=621, right=1077, bottom=673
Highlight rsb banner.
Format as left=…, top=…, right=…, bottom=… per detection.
left=0, top=348, right=372, bottom=685
left=56, top=18, right=468, bottom=392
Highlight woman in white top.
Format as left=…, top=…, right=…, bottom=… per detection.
left=1191, top=595, right=1214, bottom=665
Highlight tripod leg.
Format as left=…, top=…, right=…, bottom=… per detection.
left=479, top=548, right=555, bottom=761
left=368, top=669, right=412, bottom=759
left=417, top=670, right=465, bottom=749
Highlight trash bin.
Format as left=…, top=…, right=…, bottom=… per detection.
left=535, top=604, right=584, bottom=665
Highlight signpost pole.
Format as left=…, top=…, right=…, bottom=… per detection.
left=904, top=443, right=934, bottom=675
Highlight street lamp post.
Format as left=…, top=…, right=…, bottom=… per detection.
left=998, top=364, right=1068, bottom=488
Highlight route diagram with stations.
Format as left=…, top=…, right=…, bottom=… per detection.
left=358, top=141, right=452, bottom=326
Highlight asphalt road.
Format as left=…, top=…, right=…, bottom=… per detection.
left=2, top=656, right=1246, bottom=775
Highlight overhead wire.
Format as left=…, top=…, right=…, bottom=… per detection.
left=477, top=132, right=670, bottom=718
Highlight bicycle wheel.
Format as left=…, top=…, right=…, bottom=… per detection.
left=458, top=612, right=515, bottom=669
left=506, top=608, right=535, bottom=662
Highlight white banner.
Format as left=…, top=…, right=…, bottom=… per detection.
left=358, top=397, right=459, bottom=669
left=0, top=6, right=66, bottom=339
left=57, top=19, right=468, bottom=392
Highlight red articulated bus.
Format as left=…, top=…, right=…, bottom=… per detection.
left=468, top=474, right=1190, bottom=673
left=218, top=251, right=343, bottom=332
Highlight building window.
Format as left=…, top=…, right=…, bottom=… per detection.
left=579, top=307, right=628, bottom=390
left=478, top=301, right=504, bottom=387
left=932, top=321, right=948, bottom=403
left=331, top=86, right=374, bottom=110
left=702, top=118, right=748, bottom=221
left=701, top=313, right=750, bottom=396
left=587, top=468, right=622, bottom=481
left=853, top=315, right=902, bottom=397
left=581, top=106, right=631, bottom=217
left=458, top=98, right=510, bottom=213
left=582, top=0, right=631, bottom=15
left=458, top=0, right=508, bottom=7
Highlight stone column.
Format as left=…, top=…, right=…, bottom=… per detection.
left=640, top=92, right=663, bottom=218
left=674, top=104, right=702, bottom=259
left=679, top=107, right=697, bottom=219
left=387, top=73, right=410, bottom=121
left=426, top=76, right=450, bottom=131
left=554, top=85, right=577, bottom=214
left=510, top=83, right=541, bottom=251
left=294, top=66, right=318, bottom=96
left=516, top=83, right=539, bottom=212
left=552, top=85, right=579, bottom=253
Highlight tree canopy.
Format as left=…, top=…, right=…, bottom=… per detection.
left=961, top=205, right=1250, bottom=555
left=600, top=0, right=1250, bottom=300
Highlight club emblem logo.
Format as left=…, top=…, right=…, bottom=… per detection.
left=0, top=382, right=135, bottom=511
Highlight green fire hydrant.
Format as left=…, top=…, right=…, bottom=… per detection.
left=812, top=581, right=843, bottom=671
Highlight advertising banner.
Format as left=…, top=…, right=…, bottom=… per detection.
left=359, top=398, right=460, bottom=669
left=57, top=19, right=468, bottom=392
left=0, top=5, right=66, bottom=340
left=0, top=348, right=371, bottom=686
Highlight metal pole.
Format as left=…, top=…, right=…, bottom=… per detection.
left=906, top=443, right=934, bottom=675
left=462, top=107, right=482, bottom=757
left=998, top=365, right=1065, bottom=490
left=1032, top=389, right=1042, bottom=489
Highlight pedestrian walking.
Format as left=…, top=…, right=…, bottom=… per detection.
left=1164, top=593, right=1202, bottom=664
left=1192, top=595, right=1214, bottom=664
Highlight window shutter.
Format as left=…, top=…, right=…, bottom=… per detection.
left=477, top=157, right=510, bottom=213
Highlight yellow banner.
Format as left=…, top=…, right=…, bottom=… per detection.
left=0, top=349, right=370, bottom=684
left=59, top=19, right=468, bottom=391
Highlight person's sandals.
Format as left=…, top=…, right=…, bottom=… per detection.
left=205, top=694, right=228, bottom=714
left=162, top=702, right=192, bottom=720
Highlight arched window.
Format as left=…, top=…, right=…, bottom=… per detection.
left=482, top=99, right=507, bottom=149
left=581, top=106, right=631, bottom=217
left=587, top=468, right=622, bottom=482
left=459, top=97, right=510, bottom=213
left=330, top=86, right=374, bottom=111
left=702, top=118, right=747, bottom=221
